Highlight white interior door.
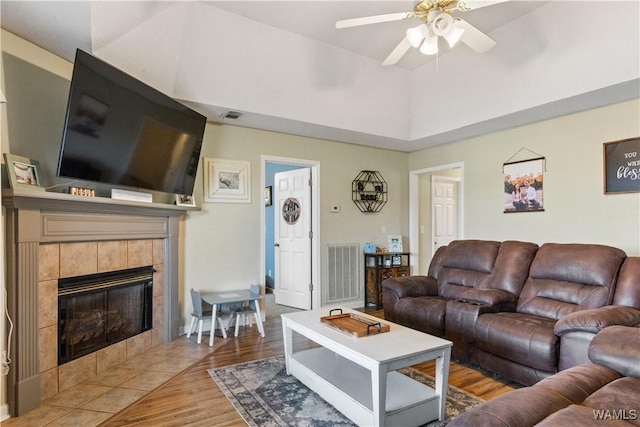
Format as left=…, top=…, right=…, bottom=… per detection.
left=431, top=176, right=459, bottom=253
left=274, top=168, right=312, bottom=309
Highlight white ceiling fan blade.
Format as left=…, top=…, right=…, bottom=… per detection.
left=456, top=19, right=496, bottom=53
left=382, top=37, right=412, bottom=66
left=336, top=12, right=411, bottom=29
left=459, top=0, right=510, bottom=10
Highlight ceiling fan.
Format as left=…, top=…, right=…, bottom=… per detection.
left=336, top=0, right=509, bottom=66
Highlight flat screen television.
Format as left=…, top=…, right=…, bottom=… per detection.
left=57, top=49, right=206, bottom=196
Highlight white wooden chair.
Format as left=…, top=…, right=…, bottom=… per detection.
left=187, top=289, right=233, bottom=343
left=233, top=284, right=265, bottom=338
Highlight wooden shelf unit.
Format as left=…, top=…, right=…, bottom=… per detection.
left=364, top=252, right=410, bottom=308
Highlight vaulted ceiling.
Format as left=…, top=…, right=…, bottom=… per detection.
left=2, top=1, right=639, bottom=152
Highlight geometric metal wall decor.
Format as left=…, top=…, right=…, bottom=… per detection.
left=352, top=170, right=388, bottom=213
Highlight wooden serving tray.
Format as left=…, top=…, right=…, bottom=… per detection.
left=321, top=309, right=390, bottom=337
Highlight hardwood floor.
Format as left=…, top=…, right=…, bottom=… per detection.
left=100, top=309, right=520, bottom=426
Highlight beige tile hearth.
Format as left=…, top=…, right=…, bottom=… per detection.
left=0, top=405, right=72, bottom=427
left=118, top=370, right=176, bottom=391
left=3, top=337, right=215, bottom=426
left=83, top=367, right=140, bottom=387
left=80, top=387, right=148, bottom=413
left=42, top=384, right=111, bottom=408
left=46, top=409, right=113, bottom=427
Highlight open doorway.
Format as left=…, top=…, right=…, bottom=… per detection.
left=409, top=162, right=464, bottom=275
left=261, top=155, right=321, bottom=318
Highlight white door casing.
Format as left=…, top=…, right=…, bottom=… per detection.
left=409, top=163, right=464, bottom=275
left=431, top=176, right=460, bottom=253
left=274, top=168, right=312, bottom=309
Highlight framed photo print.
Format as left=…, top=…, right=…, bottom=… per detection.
left=603, top=137, right=640, bottom=194
left=175, top=194, right=196, bottom=207
left=203, top=158, right=251, bottom=203
left=387, top=235, right=403, bottom=253
left=503, top=157, right=544, bottom=213
left=264, top=186, right=272, bottom=206
left=3, top=153, right=45, bottom=191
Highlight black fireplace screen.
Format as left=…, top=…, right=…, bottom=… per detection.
left=58, top=266, right=154, bottom=365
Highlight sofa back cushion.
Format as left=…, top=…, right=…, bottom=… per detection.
left=612, top=257, right=640, bottom=309
left=517, top=243, right=626, bottom=320
left=487, top=240, right=540, bottom=295
left=438, top=240, right=501, bottom=300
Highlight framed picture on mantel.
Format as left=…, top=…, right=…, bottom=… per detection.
left=3, top=153, right=45, bottom=192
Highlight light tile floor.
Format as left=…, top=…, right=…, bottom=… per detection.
left=3, top=336, right=216, bottom=427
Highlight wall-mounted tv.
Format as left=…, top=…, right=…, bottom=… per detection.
left=57, top=49, right=206, bottom=196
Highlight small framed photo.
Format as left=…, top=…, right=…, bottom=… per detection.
left=391, top=255, right=402, bottom=266
left=3, top=153, right=45, bottom=191
left=203, top=157, right=251, bottom=203
left=175, top=194, right=196, bottom=207
left=387, top=235, right=403, bottom=253
left=264, top=186, right=272, bottom=206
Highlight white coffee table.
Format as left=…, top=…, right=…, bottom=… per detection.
left=281, top=307, right=452, bottom=427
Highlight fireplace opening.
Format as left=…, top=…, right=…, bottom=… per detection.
left=58, top=266, right=154, bottom=365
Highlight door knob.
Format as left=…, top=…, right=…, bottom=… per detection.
left=274, top=243, right=280, bottom=247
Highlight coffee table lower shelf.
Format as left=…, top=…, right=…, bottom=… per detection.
left=289, top=347, right=440, bottom=426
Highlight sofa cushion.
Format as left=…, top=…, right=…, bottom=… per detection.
left=583, top=377, right=640, bottom=425
left=536, top=404, right=631, bottom=427
left=475, top=312, right=559, bottom=372
left=613, top=257, right=640, bottom=308
left=449, top=363, right=623, bottom=427
left=437, top=240, right=501, bottom=300
left=394, top=297, right=447, bottom=337
left=588, top=325, right=640, bottom=378
left=517, top=243, right=626, bottom=320
left=447, top=386, right=574, bottom=427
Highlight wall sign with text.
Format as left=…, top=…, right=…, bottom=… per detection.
left=604, top=137, right=640, bottom=194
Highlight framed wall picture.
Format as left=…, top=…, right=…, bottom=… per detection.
left=203, top=158, right=251, bottom=203
left=503, top=157, right=545, bottom=213
left=603, top=137, right=640, bottom=194
left=3, top=153, right=45, bottom=191
left=387, top=235, right=403, bottom=253
left=264, top=186, right=272, bottom=206
left=175, top=194, right=196, bottom=207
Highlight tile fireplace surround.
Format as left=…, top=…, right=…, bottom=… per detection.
left=2, top=189, right=190, bottom=417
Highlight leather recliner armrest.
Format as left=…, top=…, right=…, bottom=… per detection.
left=588, top=325, right=640, bottom=378
left=458, top=288, right=518, bottom=307
left=381, top=275, right=438, bottom=299
left=554, top=305, right=640, bottom=336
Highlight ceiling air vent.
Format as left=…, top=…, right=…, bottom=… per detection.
left=221, top=110, right=243, bottom=120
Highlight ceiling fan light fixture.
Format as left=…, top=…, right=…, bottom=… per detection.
left=431, top=12, right=454, bottom=36
left=420, top=35, right=439, bottom=55
left=407, top=24, right=428, bottom=48
left=444, top=21, right=465, bottom=47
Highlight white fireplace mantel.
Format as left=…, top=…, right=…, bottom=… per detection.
left=2, top=188, right=192, bottom=416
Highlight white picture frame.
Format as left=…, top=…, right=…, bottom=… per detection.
left=175, top=194, right=196, bottom=207
left=203, top=157, right=251, bottom=203
left=3, top=153, right=45, bottom=191
left=387, top=234, right=403, bottom=253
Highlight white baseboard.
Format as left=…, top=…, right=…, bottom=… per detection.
left=1, top=403, right=10, bottom=422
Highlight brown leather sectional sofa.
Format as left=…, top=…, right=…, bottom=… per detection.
left=449, top=325, right=640, bottom=426
left=382, top=240, right=640, bottom=386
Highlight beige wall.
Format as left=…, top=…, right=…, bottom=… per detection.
left=409, top=99, right=640, bottom=256
left=181, top=124, right=409, bottom=328
left=2, top=28, right=640, bottom=419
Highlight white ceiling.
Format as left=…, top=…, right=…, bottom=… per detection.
left=1, top=1, right=639, bottom=152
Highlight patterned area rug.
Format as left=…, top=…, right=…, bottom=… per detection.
left=208, top=356, right=484, bottom=427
